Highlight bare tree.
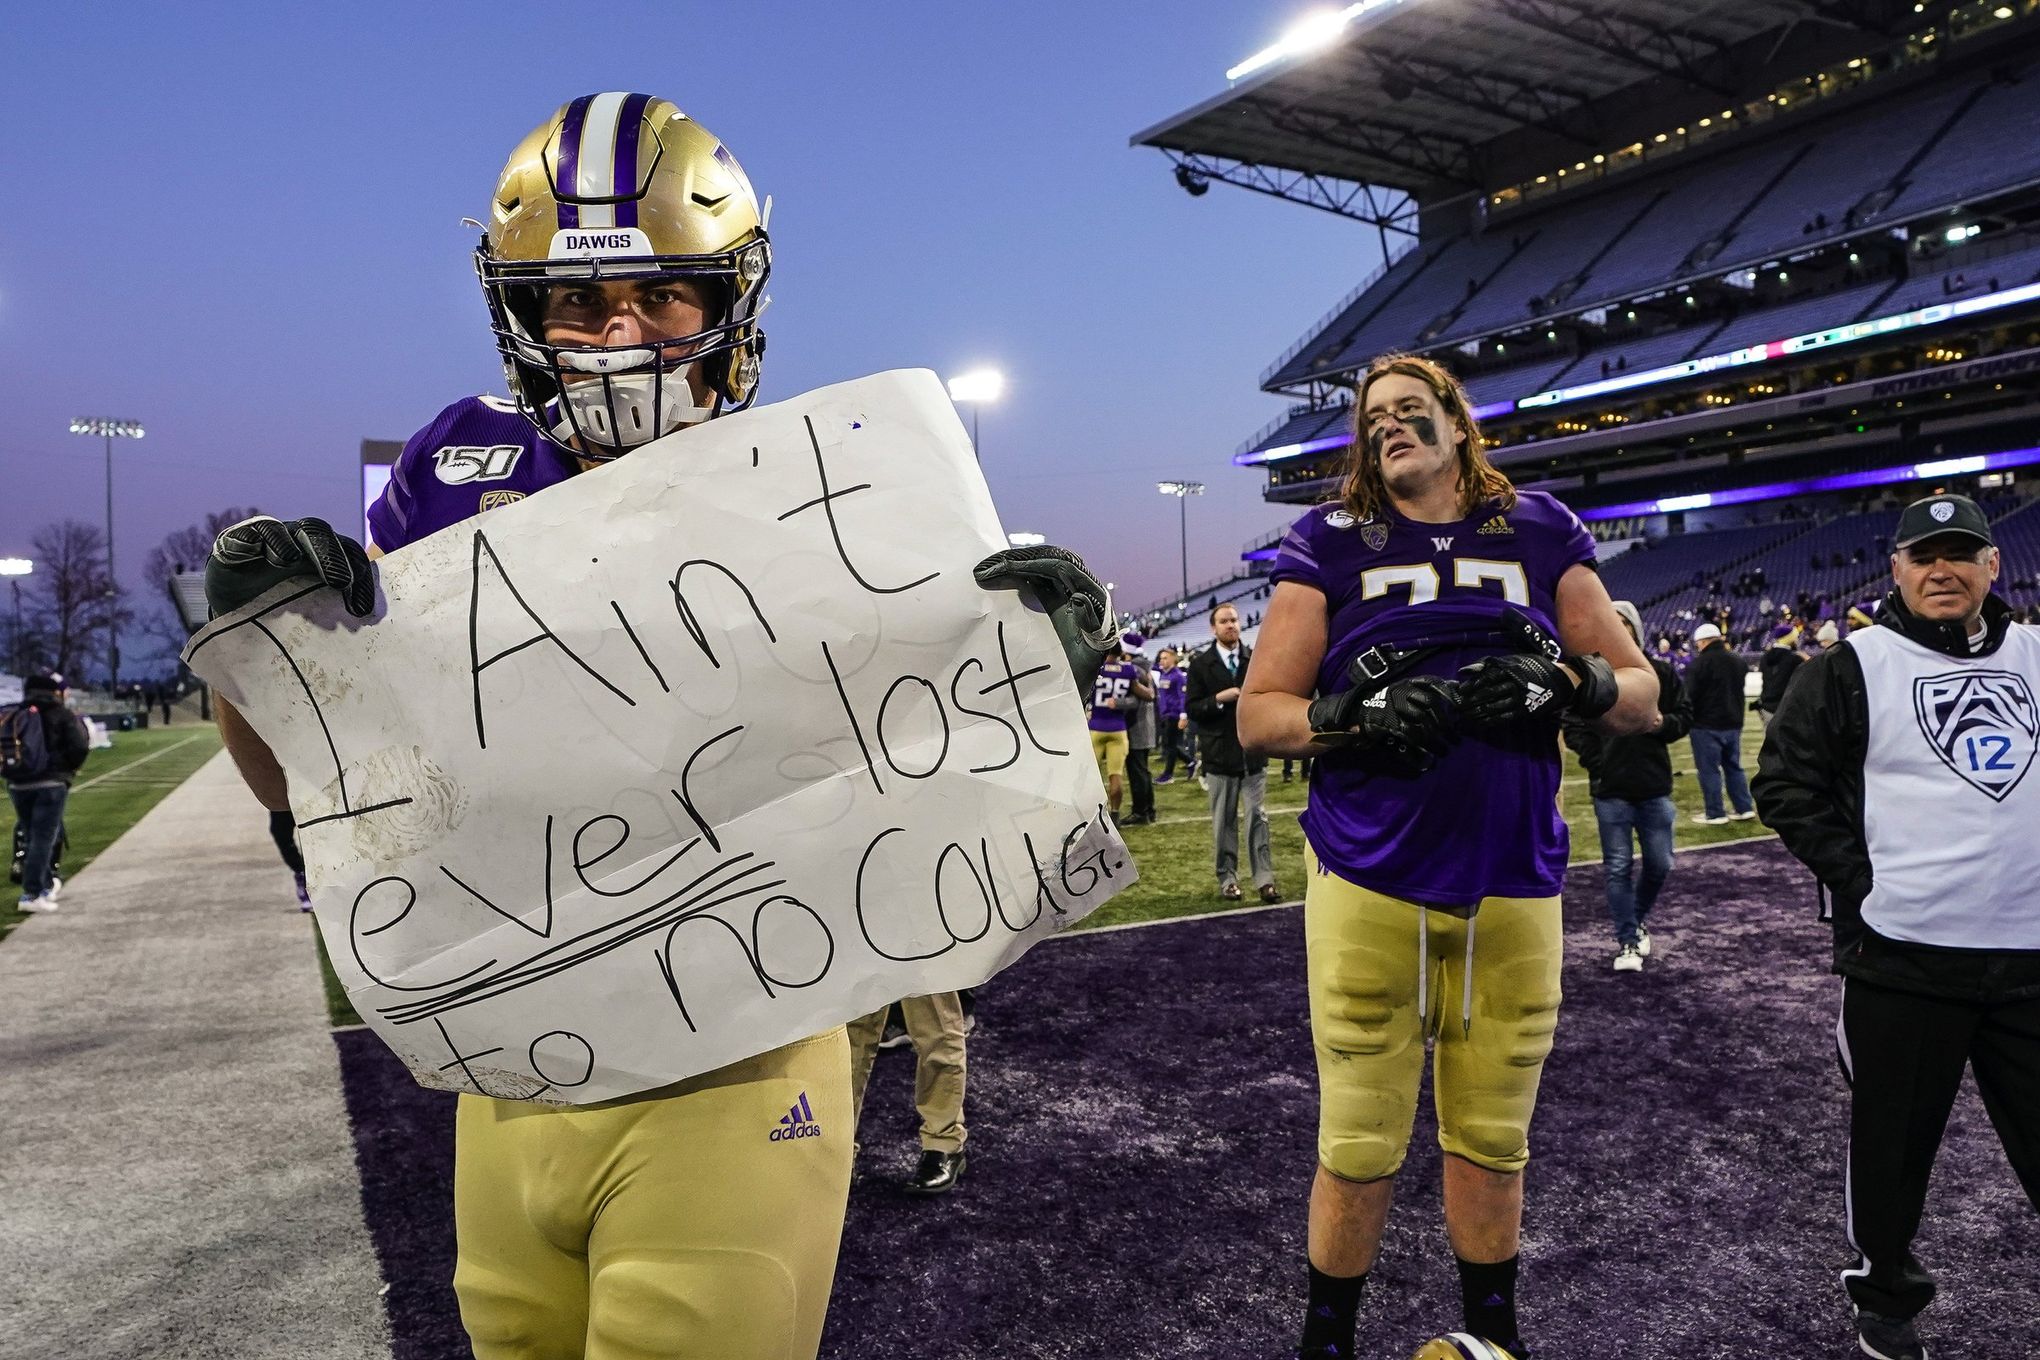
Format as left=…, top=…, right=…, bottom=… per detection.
left=26, top=520, right=128, bottom=682
left=138, top=506, right=264, bottom=661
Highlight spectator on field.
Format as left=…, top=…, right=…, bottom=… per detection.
left=1565, top=602, right=1692, bottom=972
left=1121, top=632, right=1158, bottom=825
left=1684, top=624, right=1757, bottom=826
left=4, top=672, right=90, bottom=914
left=1753, top=493, right=2040, bottom=1360
left=1184, top=603, right=1276, bottom=903
left=1153, top=647, right=1192, bottom=783
left=1756, top=624, right=1806, bottom=728
left=847, top=992, right=970, bottom=1195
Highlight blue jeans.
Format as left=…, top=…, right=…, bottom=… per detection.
left=1593, top=795, right=1675, bottom=946
left=1688, top=727, right=1753, bottom=819
left=9, top=784, right=69, bottom=900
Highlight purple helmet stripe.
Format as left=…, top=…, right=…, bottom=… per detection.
left=554, top=94, right=594, bottom=230
left=612, top=93, right=651, bottom=228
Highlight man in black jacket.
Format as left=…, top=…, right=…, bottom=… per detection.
left=1563, top=601, right=1693, bottom=972
left=5, top=672, right=91, bottom=914
left=1754, top=493, right=2040, bottom=1360
left=1683, top=623, right=1757, bottom=825
left=1183, top=603, right=1276, bottom=902
left=1755, top=622, right=1805, bottom=727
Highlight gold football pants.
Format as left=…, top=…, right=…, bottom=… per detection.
left=1305, top=848, right=1563, bottom=1181
left=452, top=1027, right=852, bottom=1360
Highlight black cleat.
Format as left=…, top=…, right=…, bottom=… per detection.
left=904, top=1149, right=965, bottom=1195
left=1853, top=1306, right=1927, bottom=1360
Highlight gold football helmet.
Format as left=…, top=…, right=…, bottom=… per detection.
left=476, top=92, right=770, bottom=460
left=1411, top=1336, right=1517, bottom=1360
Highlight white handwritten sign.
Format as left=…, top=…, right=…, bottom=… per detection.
left=185, top=370, right=1134, bottom=1104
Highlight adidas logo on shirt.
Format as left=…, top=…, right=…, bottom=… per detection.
left=1476, top=514, right=1513, bottom=535
left=770, top=1091, right=823, bottom=1141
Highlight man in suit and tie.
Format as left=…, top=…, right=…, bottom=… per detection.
left=1184, top=602, right=1278, bottom=902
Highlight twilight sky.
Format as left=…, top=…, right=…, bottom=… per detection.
left=1, top=2, right=1380, bottom=654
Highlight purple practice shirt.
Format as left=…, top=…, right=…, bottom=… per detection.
left=1088, top=659, right=1140, bottom=733
left=1152, top=665, right=1186, bottom=723
left=366, top=395, right=577, bottom=553
left=1270, top=492, right=1597, bottom=907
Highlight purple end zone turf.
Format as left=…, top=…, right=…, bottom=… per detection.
left=334, top=838, right=2040, bottom=1358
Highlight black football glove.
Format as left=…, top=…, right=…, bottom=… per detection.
left=973, top=545, right=1116, bottom=694
left=205, top=516, right=376, bottom=619
left=1456, top=606, right=1617, bottom=729
left=1307, top=674, right=1462, bottom=775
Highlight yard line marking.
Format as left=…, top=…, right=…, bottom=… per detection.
left=67, top=733, right=210, bottom=793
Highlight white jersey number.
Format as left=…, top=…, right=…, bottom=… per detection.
left=1361, top=557, right=1529, bottom=606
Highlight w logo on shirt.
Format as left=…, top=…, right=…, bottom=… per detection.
left=1913, top=670, right=2038, bottom=801
left=770, top=1091, right=823, bottom=1141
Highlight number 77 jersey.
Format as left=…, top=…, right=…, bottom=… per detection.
left=1269, top=491, right=1598, bottom=908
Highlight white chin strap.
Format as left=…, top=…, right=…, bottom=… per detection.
left=552, top=351, right=715, bottom=450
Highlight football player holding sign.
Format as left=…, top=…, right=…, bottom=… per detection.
left=205, top=93, right=1112, bottom=1360
left=1239, top=353, right=1659, bottom=1360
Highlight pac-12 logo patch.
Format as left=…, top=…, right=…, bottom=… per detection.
left=434, top=444, right=524, bottom=486
left=1361, top=520, right=1390, bottom=551
left=1912, top=670, right=2037, bottom=801
left=478, top=490, right=525, bottom=512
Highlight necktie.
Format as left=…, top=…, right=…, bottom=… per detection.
left=1226, top=651, right=1238, bottom=678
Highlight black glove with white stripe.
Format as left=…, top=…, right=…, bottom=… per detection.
left=1308, top=675, right=1462, bottom=775
left=1457, top=606, right=1616, bottom=729
left=205, top=516, right=376, bottom=619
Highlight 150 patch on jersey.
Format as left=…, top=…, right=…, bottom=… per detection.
left=434, top=444, right=525, bottom=486
left=1913, top=669, right=2037, bottom=801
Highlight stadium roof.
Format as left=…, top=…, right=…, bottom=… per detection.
left=1134, top=0, right=1944, bottom=216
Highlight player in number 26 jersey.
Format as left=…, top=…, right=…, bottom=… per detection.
left=1088, top=644, right=1146, bottom=821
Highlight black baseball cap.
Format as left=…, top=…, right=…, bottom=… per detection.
left=1894, top=493, right=1994, bottom=551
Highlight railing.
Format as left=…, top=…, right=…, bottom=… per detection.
left=1259, top=235, right=1420, bottom=388
left=1234, top=400, right=1347, bottom=458
left=1120, top=569, right=1261, bottom=627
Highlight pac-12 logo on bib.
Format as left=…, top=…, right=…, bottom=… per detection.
left=1912, top=670, right=2038, bottom=801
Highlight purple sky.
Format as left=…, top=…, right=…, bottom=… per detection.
left=2, top=3, right=1380, bottom=658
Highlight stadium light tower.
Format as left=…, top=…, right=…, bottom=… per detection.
left=1, top=558, right=31, bottom=676
left=68, top=416, right=145, bottom=688
left=1156, top=480, right=1206, bottom=599
left=946, top=368, right=1005, bottom=460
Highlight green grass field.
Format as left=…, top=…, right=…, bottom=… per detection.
left=4, top=712, right=1772, bottom=1027
left=1078, top=724, right=1773, bottom=930
left=0, top=721, right=225, bottom=942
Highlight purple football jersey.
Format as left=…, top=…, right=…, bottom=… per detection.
left=1089, top=659, right=1140, bottom=733
left=1270, top=492, right=1597, bottom=906
left=366, top=395, right=577, bottom=553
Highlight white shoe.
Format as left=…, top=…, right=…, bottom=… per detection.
left=18, top=895, right=58, bottom=914
left=1635, top=925, right=1653, bottom=958
left=1613, top=943, right=1644, bottom=972
left=45, top=875, right=62, bottom=901
left=1690, top=813, right=1730, bottom=826
left=1728, top=810, right=1758, bottom=822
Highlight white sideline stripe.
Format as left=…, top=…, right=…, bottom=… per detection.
left=67, top=732, right=209, bottom=793
left=1057, top=830, right=1780, bottom=938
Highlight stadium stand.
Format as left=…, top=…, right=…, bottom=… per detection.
left=1137, top=0, right=2040, bottom=609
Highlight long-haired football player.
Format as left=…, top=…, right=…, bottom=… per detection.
left=205, top=94, right=1112, bottom=1360
left=1239, top=353, right=1659, bottom=1359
